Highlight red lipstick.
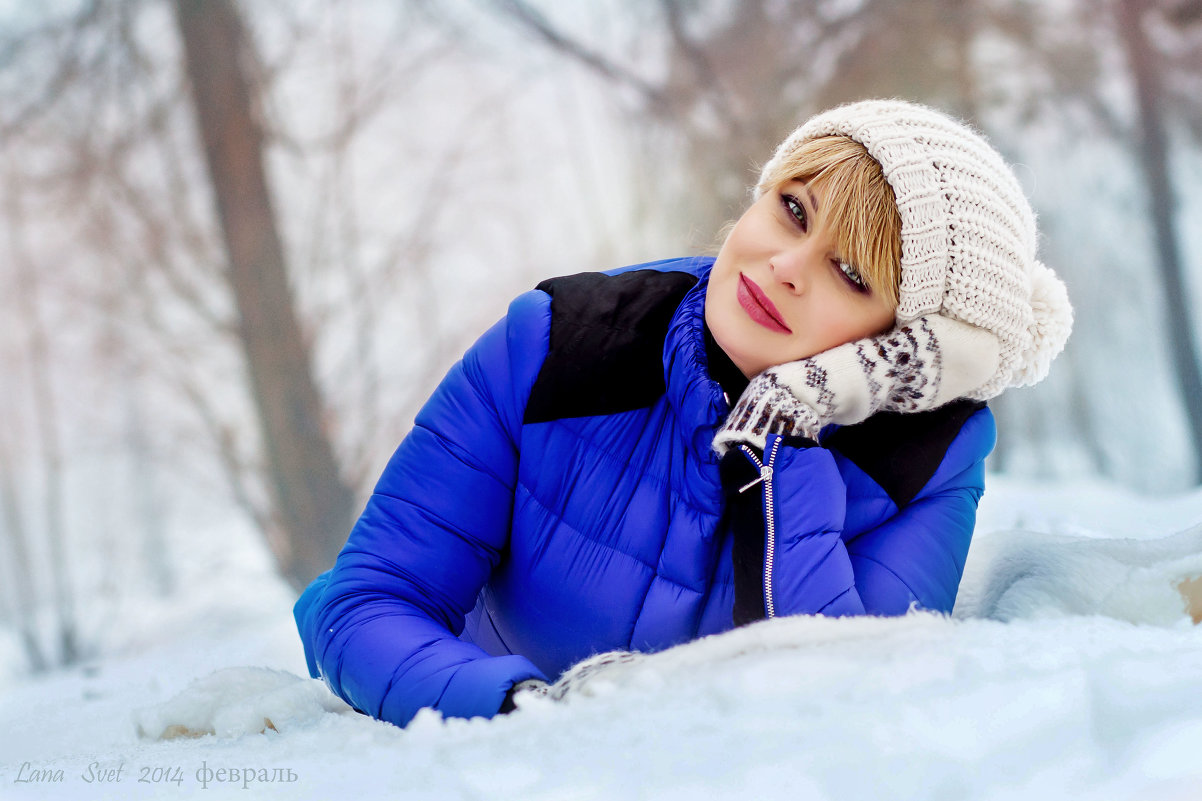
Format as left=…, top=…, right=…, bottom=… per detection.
left=737, top=274, right=791, bottom=333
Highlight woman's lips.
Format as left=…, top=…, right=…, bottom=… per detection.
left=737, top=274, right=792, bottom=333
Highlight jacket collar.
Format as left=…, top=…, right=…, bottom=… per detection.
left=663, top=258, right=728, bottom=505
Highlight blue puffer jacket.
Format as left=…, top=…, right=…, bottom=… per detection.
left=295, top=256, right=995, bottom=727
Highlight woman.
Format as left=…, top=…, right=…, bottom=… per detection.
left=294, top=99, right=1073, bottom=726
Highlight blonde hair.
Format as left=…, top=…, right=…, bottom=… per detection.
left=757, top=135, right=901, bottom=308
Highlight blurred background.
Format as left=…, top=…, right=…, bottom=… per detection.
left=1, top=0, right=1200, bottom=678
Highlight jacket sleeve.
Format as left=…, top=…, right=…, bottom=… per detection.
left=722, top=406, right=993, bottom=621
left=841, top=407, right=994, bottom=615
left=293, top=289, right=552, bottom=727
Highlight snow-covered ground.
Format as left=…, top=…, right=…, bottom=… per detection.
left=3, top=474, right=1202, bottom=801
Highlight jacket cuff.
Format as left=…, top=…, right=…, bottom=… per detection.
left=443, top=656, right=548, bottom=721
left=410, top=656, right=548, bottom=723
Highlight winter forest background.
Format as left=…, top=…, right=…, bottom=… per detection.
left=2, top=0, right=1202, bottom=711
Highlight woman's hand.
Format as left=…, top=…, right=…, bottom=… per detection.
left=714, top=314, right=998, bottom=453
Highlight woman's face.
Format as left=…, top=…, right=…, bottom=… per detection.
left=705, top=178, right=897, bottom=378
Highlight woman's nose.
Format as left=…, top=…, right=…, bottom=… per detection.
left=771, top=241, right=821, bottom=293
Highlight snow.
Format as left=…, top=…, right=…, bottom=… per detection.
left=131, top=667, right=356, bottom=741
left=4, top=474, right=1202, bottom=800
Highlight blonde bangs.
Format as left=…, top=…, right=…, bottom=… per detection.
left=761, top=136, right=901, bottom=308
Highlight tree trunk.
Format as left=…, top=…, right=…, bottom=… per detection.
left=0, top=435, right=49, bottom=673
left=4, top=176, right=79, bottom=668
left=174, top=0, right=355, bottom=588
left=1117, top=0, right=1202, bottom=481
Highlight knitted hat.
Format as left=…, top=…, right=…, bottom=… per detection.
left=754, top=99, right=1072, bottom=399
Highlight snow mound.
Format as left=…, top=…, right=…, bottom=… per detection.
left=133, top=666, right=353, bottom=740
left=505, top=608, right=963, bottom=715
left=956, top=524, right=1202, bottom=625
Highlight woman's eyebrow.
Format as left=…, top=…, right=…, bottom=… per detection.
left=804, top=184, right=820, bottom=214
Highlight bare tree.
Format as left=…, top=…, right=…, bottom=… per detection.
left=1, top=167, right=79, bottom=667
left=0, top=0, right=519, bottom=624
left=480, top=0, right=1040, bottom=235
left=1114, top=0, right=1202, bottom=479
left=0, top=428, right=50, bottom=673
left=173, top=0, right=355, bottom=587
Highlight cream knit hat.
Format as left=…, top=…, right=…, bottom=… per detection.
left=754, top=99, right=1072, bottom=400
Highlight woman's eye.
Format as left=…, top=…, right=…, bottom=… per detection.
left=781, top=194, right=807, bottom=231
left=836, top=260, right=868, bottom=291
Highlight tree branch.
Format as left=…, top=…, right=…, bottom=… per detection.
left=485, top=0, right=666, bottom=106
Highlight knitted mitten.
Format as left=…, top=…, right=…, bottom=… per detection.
left=713, top=315, right=998, bottom=454
left=499, top=651, right=649, bottom=713
left=547, top=650, right=645, bottom=700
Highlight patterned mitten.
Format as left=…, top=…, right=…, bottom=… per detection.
left=547, top=650, right=645, bottom=700
left=713, top=315, right=998, bottom=454
left=499, top=651, right=648, bottom=712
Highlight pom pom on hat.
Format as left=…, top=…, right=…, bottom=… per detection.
left=1012, top=260, right=1073, bottom=388
left=757, top=99, right=1073, bottom=398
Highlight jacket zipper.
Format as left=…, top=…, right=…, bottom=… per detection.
left=738, top=438, right=783, bottom=618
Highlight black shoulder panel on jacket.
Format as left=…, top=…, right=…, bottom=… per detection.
left=823, top=398, right=987, bottom=508
left=523, top=269, right=700, bottom=424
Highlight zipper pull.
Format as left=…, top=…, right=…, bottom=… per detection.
left=738, top=464, right=773, bottom=493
